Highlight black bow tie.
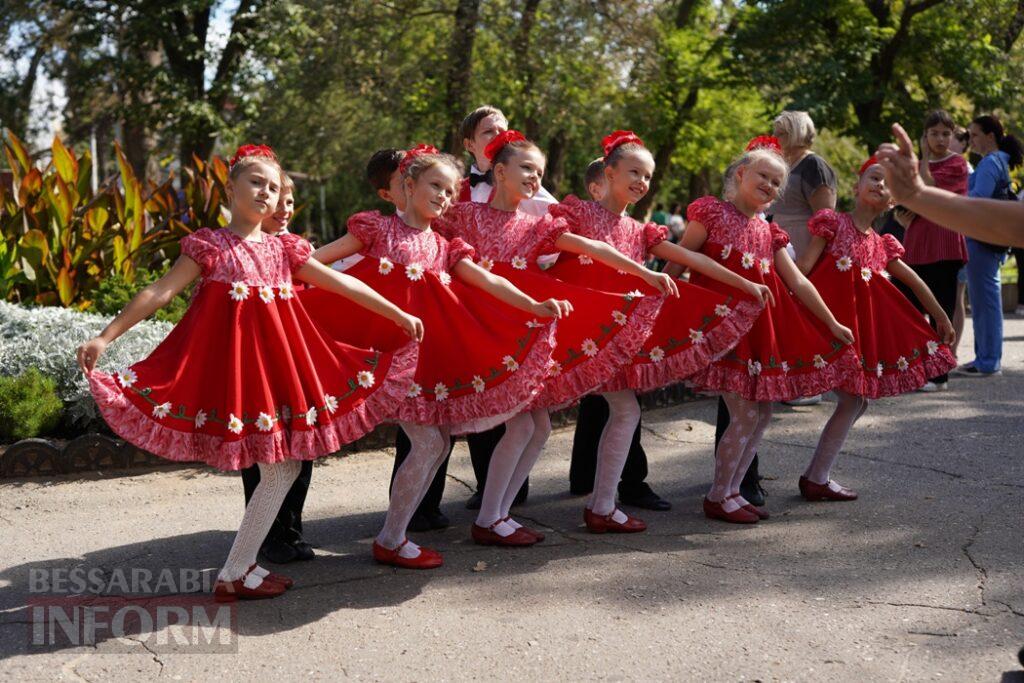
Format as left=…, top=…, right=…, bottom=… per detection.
left=469, top=170, right=493, bottom=187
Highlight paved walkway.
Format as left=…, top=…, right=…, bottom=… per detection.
left=1, top=319, right=1022, bottom=681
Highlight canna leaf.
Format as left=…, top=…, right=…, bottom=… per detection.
left=51, top=136, right=79, bottom=185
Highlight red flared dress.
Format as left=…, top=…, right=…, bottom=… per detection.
left=434, top=202, right=663, bottom=409
left=543, top=195, right=763, bottom=393
left=806, top=210, right=957, bottom=397
left=88, top=228, right=418, bottom=470
left=298, top=212, right=556, bottom=434
left=686, top=196, right=859, bottom=401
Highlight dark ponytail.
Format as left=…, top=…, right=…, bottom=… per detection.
left=972, top=114, right=1024, bottom=169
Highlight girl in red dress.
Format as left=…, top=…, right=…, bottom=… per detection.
left=546, top=131, right=774, bottom=534
left=77, top=146, right=424, bottom=601
left=301, top=146, right=571, bottom=568
left=435, top=130, right=679, bottom=545
left=795, top=157, right=957, bottom=501
left=681, top=146, right=858, bottom=524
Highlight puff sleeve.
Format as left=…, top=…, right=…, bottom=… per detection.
left=180, top=228, right=219, bottom=275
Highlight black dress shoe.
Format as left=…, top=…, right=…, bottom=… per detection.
left=407, top=511, right=433, bottom=532
left=739, top=461, right=766, bottom=507
left=423, top=510, right=450, bottom=530
left=259, top=538, right=299, bottom=564
left=292, top=541, right=316, bottom=561
left=619, top=483, right=671, bottom=511
left=465, top=491, right=482, bottom=510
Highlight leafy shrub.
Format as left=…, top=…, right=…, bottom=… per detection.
left=0, top=301, right=172, bottom=430
left=0, top=368, right=64, bottom=440
left=90, top=263, right=191, bottom=323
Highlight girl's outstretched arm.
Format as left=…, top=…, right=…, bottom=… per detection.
left=887, top=259, right=955, bottom=343
left=312, top=234, right=364, bottom=265
left=650, top=240, right=775, bottom=307
left=296, top=259, right=424, bottom=341
left=77, top=256, right=202, bottom=372
left=553, top=233, right=678, bottom=297
left=774, top=249, right=855, bottom=345
left=453, top=259, right=572, bottom=319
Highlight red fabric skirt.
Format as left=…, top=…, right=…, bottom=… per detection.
left=89, top=279, right=418, bottom=470
left=689, top=242, right=859, bottom=402
left=298, top=257, right=556, bottom=433
left=809, top=254, right=957, bottom=398
left=545, top=255, right=763, bottom=393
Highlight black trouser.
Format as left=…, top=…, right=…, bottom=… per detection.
left=713, top=396, right=759, bottom=485
left=1012, top=248, right=1024, bottom=305
left=568, top=394, right=649, bottom=496
left=390, top=424, right=527, bottom=513
left=241, top=460, right=313, bottom=545
left=899, top=259, right=962, bottom=384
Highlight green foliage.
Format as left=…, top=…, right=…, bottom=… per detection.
left=0, top=367, right=64, bottom=441
left=90, top=263, right=190, bottom=323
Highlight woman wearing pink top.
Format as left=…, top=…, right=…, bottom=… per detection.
left=900, top=110, right=969, bottom=390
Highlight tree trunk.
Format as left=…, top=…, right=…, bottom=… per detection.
left=442, top=0, right=482, bottom=153
left=513, top=0, right=542, bottom=140
left=632, top=87, right=698, bottom=219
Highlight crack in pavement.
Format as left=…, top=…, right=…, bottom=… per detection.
left=123, top=634, right=165, bottom=676
left=865, top=600, right=996, bottom=616
left=444, top=472, right=476, bottom=493
left=961, top=521, right=988, bottom=607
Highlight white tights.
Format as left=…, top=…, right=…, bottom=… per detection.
left=587, top=390, right=641, bottom=519
left=709, top=393, right=772, bottom=512
left=219, top=460, right=302, bottom=585
left=377, top=423, right=449, bottom=558
left=476, top=409, right=553, bottom=536
left=804, top=390, right=868, bottom=485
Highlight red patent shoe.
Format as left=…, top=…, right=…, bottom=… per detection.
left=247, top=564, right=293, bottom=589
left=799, top=476, right=858, bottom=502
left=501, top=517, right=545, bottom=543
left=471, top=520, right=537, bottom=546
left=213, top=573, right=288, bottom=603
left=372, top=539, right=444, bottom=569
left=583, top=507, right=647, bottom=533
left=702, top=497, right=759, bottom=524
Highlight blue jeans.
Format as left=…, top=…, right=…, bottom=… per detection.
left=965, top=239, right=1006, bottom=372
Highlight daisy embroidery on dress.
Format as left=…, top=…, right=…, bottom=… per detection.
left=502, top=355, right=520, bottom=372
left=526, top=319, right=544, bottom=328
left=612, top=310, right=628, bottom=326
left=229, top=282, right=249, bottom=301
left=117, top=368, right=138, bottom=388
left=471, top=375, right=486, bottom=393
left=578, top=254, right=594, bottom=265
left=227, top=414, right=244, bottom=434
left=152, top=402, right=171, bottom=419
left=357, top=371, right=375, bottom=388
left=581, top=339, right=599, bottom=357
left=548, top=360, right=562, bottom=376
left=926, top=340, right=939, bottom=355
left=689, top=329, right=704, bottom=344
left=741, top=252, right=755, bottom=269
left=720, top=244, right=733, bottom=260
left=860, top=267, right=873, bottom=282
left=511, top=256, right=528, bottom=270
left=747, top=359, right=762, bottom=376
left=256, top=412, right=275, bottom=432
left=305, top=407, right=318, bottom=426
left=438, top=271, right=452, bottom=286
left=896, top=356, right=909, bottom=372
left=407, top=383, right=422, bottom=398
left=433, top=383, right=449, bottom=401
left=780, top=361, right=790, bottom=374
left=478, top=257, right=494, bottom=271
left=405, top=263, right=425, bottom=281
left=324, top=394, right=338, bottom=413
left=715, top=303, right=732, bottom=317
left=649, top=346, right=665, bottom=363
left=876, top=362, right=884, bottom=377
left=195, top=409, right=207, bottom=428
left=758, top=258, right=771, bottom=274
left=836, top=255, right=853, bottom=272
left=258, top=285, right=275, bottom=304
left=813, top=354, right=827, bottom=369
left=624, top=289, right=644, bottom=301
left=378, top=257, right=394, bottom=275
left=277, top=282, right=294, bottom=300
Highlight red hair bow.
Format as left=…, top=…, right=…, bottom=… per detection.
left=601, top=130, right=645, bottom=159
left=484, top=130, right=526, bottom=162
left=745, top=135, right=782, bottom=154
left=858, top=155, right=879, bottom=176
left=230, top=144, right=277, bottom=168
left=399, top=143, right=439, bottom=175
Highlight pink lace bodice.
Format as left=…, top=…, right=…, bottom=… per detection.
left=686, top=196, right=789, bottom=260
left=808, top=210, right=905, bottom=271
left=549, top=195, right=667, bottom=264
left=346, top=211, right=476, bottom=274
left=434, top=203, right=567, bottom=267
left=181, top=228, right=312, bottom=286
